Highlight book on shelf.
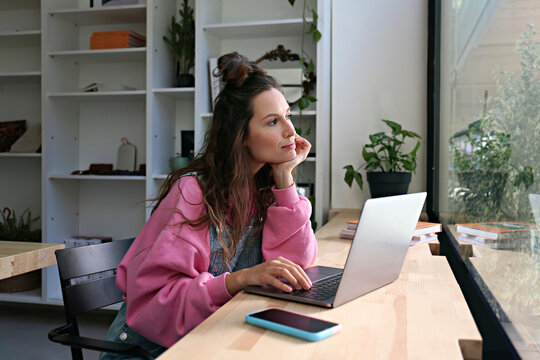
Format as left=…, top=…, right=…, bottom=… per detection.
left=455, top=221, right=533, bottom=240
left=457, top=233, right=528, bottom=250
left=90, top=30, right=146, bottom=50
left=339, top=220, right=441, bottom=245
left=345, top=220, right=441, bottom=234
left=414, top=221, right=442, bottom=236
left=80, top=83, right=136, bottom=92
left=410, top=233, right=438, bottom=246
left=339, top=228, right=355, bottom=240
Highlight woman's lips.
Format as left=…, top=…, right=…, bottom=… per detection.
left=282, top=143, right=295, bottom=150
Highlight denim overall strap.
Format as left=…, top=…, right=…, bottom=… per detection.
left=208, top=216, right=263, bottom=276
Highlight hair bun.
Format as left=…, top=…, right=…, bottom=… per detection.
left=216, top=52, right=266, bottom=88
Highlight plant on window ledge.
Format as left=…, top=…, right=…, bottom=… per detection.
left=343, top=119, right=421, bottom=198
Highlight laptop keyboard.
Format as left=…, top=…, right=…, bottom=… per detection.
left=291, top=272, right=343, bottom=300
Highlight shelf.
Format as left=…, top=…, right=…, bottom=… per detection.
left=48, top=48, right=146, bottom=63
left=48, top=5, right=146, bottom=26
left=203, top=18, right=310, bottom=40
left=0, top=288, right=42, bottom=304
left=304, top=156, right=316, bottom=162
left=0, top=30, right=41, bottom=47
left=0, top=153, right=41, bottom=158
left=153, top=88, right=195, bottom=99
left=0, top=71, right=41, bottom=83
left=153, top=174, right=169, bottom=180
left=48, top=90, right=145, bottom=101
left=48, top=175, right=146, bottom=181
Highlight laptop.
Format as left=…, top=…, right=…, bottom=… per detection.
left=244, top=192, right=427, bottom=308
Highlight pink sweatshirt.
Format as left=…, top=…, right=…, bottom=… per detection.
left=116, top=175, right=318, bottom=347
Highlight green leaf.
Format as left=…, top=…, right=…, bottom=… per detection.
left=382, top=119, right=402, bottom=136
left=362, top=146, right=374, bottom=162
left=353, top=172, right=363, bottom=189
left=312, top=10, right=318, bottom=24
left=313, top=29, right=322, bottom=43
left=402, top=129, right=422, bottom=139
left=295, top=127, right=303, bottom=136
left=306, top=60, right=315, bottom=73
left=298, top=96, right=309, bottom=110
left=288, top=0, right=296, bottom=5
left=304, top=94, right=317, bottom=102
left=343, top=165, right=355, bottom=187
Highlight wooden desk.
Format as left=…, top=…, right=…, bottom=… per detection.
left=158, top=210, right=482, bottom=360
left=0, top=241, right=64, bottom=280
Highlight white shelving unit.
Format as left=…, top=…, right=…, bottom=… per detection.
left=0, top=0, right=330, bottom=306
left=195, top=0, right=330, bottom=227
left=0, top=0, right=43, bottom=304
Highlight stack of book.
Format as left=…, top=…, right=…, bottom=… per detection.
left=339, top=220, right=442, bottom=246
left=90, top=30, right=146, bottom=50
left=455, top=221, right=533, bottom=249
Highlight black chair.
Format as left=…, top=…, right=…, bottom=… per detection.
left=48, top=239, right=153, bottom=360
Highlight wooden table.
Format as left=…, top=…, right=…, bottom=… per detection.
left=158, top=210, right=482, bottom=360
left=0, top=241, right=64, bottom=280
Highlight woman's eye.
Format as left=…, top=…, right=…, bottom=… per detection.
left=286, top=114, right=291, bottom=121
left=268, top=119, right=277, bottom=126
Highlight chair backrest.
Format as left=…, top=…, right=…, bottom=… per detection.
left=55, top=239, right=133, bottom=320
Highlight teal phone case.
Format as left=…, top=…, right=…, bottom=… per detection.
left=245, top=309, right=341, bottom=342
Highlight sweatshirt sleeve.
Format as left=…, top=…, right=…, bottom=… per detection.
left=115, top=176, right=232, bottom=347
left=262, top=184, right=318, bottom=268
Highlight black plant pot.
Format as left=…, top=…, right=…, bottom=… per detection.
left=366, top=172, right=412, bottom=198
left=176, top=73, right=194, bottom=87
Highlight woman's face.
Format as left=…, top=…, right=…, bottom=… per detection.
left=244, top=88, right=296, bottom=174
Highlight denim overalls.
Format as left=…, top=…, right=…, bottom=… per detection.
left=100, top=176, right=263, bottom=359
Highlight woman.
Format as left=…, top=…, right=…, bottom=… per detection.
left=101, top=52, right=318, bottom=359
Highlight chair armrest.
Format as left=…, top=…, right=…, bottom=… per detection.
left=48, top=324, right=154, bottom=360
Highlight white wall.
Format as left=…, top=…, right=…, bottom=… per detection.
left=331, top=0, right=428, bottom=209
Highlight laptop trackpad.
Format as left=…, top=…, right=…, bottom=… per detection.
left=305, top=265, right=343, bottom=282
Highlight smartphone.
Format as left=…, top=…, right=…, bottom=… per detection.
left=245, top=307, right=341, bottom=342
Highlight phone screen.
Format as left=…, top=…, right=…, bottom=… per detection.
left=250, top=308, right=337, bottom=333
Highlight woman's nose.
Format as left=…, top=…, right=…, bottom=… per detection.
left=284, top=119, right=296, bottom=137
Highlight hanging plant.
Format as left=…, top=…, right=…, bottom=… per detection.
left=287, top=0, right=321, bottom=111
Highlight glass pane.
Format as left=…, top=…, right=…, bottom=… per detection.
left=439, top=0, right=540, bottom=356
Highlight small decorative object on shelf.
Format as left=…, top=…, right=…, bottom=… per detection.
left=0, top=120, right=26, bottom=153
left=163, top=0, right=195, bottom=87
left=169, top=153, right=189, bottom=172
left=343, top=119, right=422, bottom=198
left=90, top=30, right=146, bottom=50
left=117, top=137, right=137, bottom=171
left=9, top=123, right=41, bottom=153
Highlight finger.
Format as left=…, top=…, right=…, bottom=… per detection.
left=267, top=274, right=293, bottom=292
left=274, top=267, right=302, bottom=290
left=276, top=258, right=312, bottom=289
left=284, top=265, right=311, bottom=290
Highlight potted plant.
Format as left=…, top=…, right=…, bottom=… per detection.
left=343, top=119, right=421, bottom=198
left=449, top=115, right=533, bottom=219
left=163, top=0, right=195, bottom=87
left=0, top=207, right=42, bottom=292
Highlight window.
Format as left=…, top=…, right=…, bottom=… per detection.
left=437, top=0, right=540, bottom=357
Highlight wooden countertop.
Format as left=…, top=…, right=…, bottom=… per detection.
left=0, top=241, right=64, bottom=280
left=158, top=209, right=481, bottom=360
